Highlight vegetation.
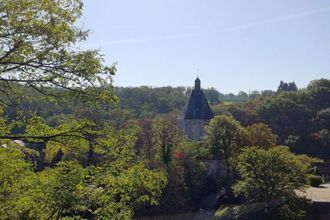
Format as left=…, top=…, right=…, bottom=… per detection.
left=308, top=175, right=325, bottom=187
left=215, top=203, right=272, bottom=220
left=232, top=146, right=310, bottom=219
left=234, top=147, right=307, bottom=203
left=214, top=78, right=330, bottom=160
left=0, top=0, right=116, bottom=104
left=245, top=123, right=277, bottom=148
left=0, top=0, right=329, bottom=219
left=206, top=115, right=245, bottom=182
left=0, top=0, right=166, bottom=219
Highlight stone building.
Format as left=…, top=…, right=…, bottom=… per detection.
left=178, top=77, right=213, bottom=140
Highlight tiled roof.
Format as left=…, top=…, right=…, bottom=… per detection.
left=183, top=78, right=213, bottom=120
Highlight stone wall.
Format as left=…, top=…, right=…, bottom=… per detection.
left=177, top=119, right=206, bottom=140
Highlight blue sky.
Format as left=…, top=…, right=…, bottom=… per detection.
left=80, top=0, right=330, bottom=93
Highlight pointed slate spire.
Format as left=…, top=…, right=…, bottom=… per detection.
left=183, top=78, right=213, bottom=120
left=195, top=77, right=201, bottom=91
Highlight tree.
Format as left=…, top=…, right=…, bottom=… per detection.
left=249, top=90, right=261, bottom=100
left=277, top=81, right=298, bottom=92
left=206, top=115, right=245, bottom=181
left=245, top=123, right=277, bottom=148
left=313, top=129, right=330, bottom=148
left=175, top=140, right=211, bottom=208
left=237, top=91, right=249, bottom=101
left=0, top=147, right=35, bottom=217
left=0, top=140, right=167, bottom=219
left=261, top=90, right=275, bottom=97
left=204, top=87, right=221, bottom=104
left=136, top=118, right=155, bottom=166
left=257, top=97, right=313, bottom=142
left=0, top=0, right=116, bottom=106
left=153, top=114, right=183, bottom=167
left=0, top=0, right=119, bottom=148
left=234, top=146, right=309, bottom=219
left=307, top=79, right=330, bottom=111
left=317, top=108, right=330, bottom=128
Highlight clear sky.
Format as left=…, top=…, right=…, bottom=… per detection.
left=80, top=0, right=330, bottom=93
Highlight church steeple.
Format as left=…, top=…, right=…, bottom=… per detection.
left=179, top=77, right=214, bottom=140
left=183, top=77, right=213, bottom=120
left=195, top=77, right=201, bottom=91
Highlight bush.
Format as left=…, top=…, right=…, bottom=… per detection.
left=214, top=203, right=269, bottom=220
left=214, top=199, right=310, bottom=220
left=308, top=175, right=325, bottom=187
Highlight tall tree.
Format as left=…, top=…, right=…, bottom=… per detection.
left=0, top=0, right=116, bottom=106
left=0, top=0, right=119, bottom=152
left=153, top=114, right=183, bottom=167
left=206, top=115, right=245, bottom=181
left=234, top=146, right=309, bottom=219
left=278, top=81, right=298, bottom=92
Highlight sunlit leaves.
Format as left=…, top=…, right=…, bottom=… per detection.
left=234, top=146, right=307, bottom=202
left=0, top=0, right=116, bottom=105
left=245, top=123, right=278, bottom=148
left=0, top=148, right=167, bottom=219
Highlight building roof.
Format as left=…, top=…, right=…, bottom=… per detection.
left=183, top=78, right=213, bottom=120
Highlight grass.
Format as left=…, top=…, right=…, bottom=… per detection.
left=221, top=101, right=236, bottom=105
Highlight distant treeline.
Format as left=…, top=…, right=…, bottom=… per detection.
left=7, top=81, right=297, bottom=120
left=114, top=85, right=281, bottom=118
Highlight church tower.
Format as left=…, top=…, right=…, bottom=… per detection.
left=178, top=78, right=213, bottom=139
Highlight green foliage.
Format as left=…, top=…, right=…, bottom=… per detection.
left=215, top=198, right=310, bottom=220
left=308, top=174, right=325, bottom=187
left=0, top=147, right=46, bottom=218
left=152, top=114, right=183, bottom=167
left=214, top=79, right=330, bottom=160
left=0, top=0, right=116, bottom=105
left=136, top=118, right=155, bottom=166
left=206, top=115, right=245, bottom=181
left=307, top=79, right=330, bottom=111
left=0, top=147, right=167, bottom=219
left=38, top=161, right=87, bottom=218
left=1, top=5, right=328, bottom=217
left=313, top=129, right=330, bottom=148
left=278, top=81, right=298, bottom=92
left=0, top=148, right=34, bottom=215
left=206, top=115, right=245, bottom=159
left=234, top=146, right=307, bottom=202
left=115, top=86, right=187, bottom=117
left=258, top=97, right=313, bottom=141
left=233, top=146, right=310, bottom=219
left=135, top=119, right=213, bottom=214
left=213, top=100, right=260, bottom=126
left=87, top=164, right=167, bottom=219
left=94, top=126, right=138, bottom=164
left=245, top=123, right=277, bottom=148
left=215, top=203, right=270, bottom=220
left=176, top=141, right=210, bottom=208
left=114, top=86, right=267, bottom=118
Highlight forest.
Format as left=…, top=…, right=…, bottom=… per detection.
left=0, top=0, right=329, bottom=219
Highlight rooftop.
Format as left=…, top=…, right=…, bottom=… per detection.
left=183, top=78, right=213, bottom=120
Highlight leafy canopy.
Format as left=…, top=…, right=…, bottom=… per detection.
left=0, top=0, right=116, bottom=105
left=234, top=146, right=307, bottom=202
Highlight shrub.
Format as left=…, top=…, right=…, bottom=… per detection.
left=308, top=175, right=325, bottom=187
left=214, top=203, right=269, bottom=220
